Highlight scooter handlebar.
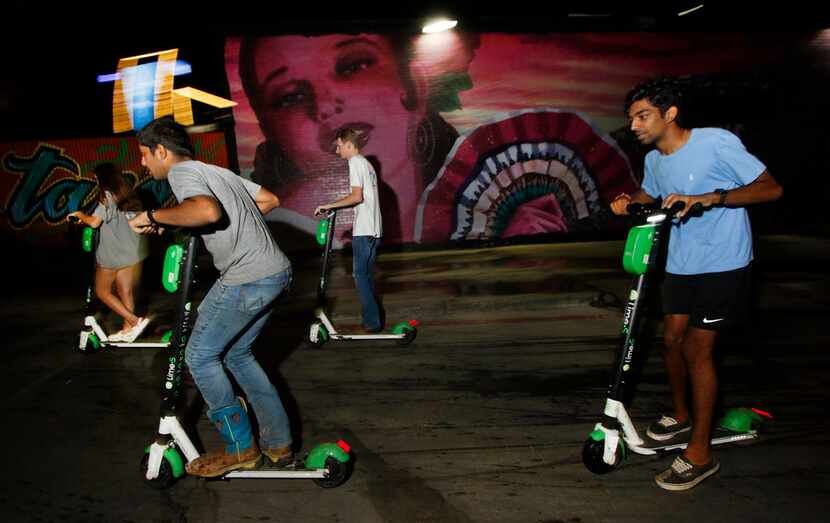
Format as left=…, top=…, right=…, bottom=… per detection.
left=626, top=201, right=703, bottom=218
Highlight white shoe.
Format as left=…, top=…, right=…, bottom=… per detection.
left=122, top=317, right=150, bottom=343
left=107, top=331, right=125, bottom=342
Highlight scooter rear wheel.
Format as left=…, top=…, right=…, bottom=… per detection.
left=313, top=456, right=353, bottom=488
left=396, top=328, right=417, bottom=347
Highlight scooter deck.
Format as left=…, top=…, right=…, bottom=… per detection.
left=637, top=427, right=758, bottom=451
left=222, top=457, right=326, bottom=479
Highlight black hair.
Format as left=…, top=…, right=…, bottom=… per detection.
left=624, top=77, right=687, bottom=128
left=136, top=116, right=195, bottom=157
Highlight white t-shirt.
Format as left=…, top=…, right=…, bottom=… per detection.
left=348, top=155, right=382, bottom=238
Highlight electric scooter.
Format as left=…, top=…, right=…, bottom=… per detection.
left=582, top=201, right=773, bottom=474
left=70, top=216, right=178, bottom=352
left=141, top=234, right=353, bottom=489
left=308, top=210, right=418, bottom=347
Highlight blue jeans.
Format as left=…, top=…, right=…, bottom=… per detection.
left=185, top=268, right=292, bottom=449
left=352, top=236, right=381, bottom=330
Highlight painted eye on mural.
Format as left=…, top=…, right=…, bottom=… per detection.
left=335, top=53, right=377, bottom=78
left=416, top=109, right=637, bottom=243
left=270, top=86, right=308, bottom=109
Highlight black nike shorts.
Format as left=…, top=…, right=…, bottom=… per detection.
left=660, top=264, right=752, bottom=332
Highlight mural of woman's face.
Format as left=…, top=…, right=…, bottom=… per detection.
left=249, top=35, right=427, bottom=218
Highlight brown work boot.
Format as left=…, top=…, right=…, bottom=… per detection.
left=186, top=443, right=262, bottom=477
left=262, top=444, right=294, bottom=466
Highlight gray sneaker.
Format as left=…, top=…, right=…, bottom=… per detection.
left=655, top=455, right=720, bottom=491
left=647, top=415, right=691, bottom=441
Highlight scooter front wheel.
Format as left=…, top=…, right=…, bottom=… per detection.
left=140, top=452, right=177, bottom=489
left=309, top=322, right=328, bottom=347
left=582, top=437, right=624, bottom=475
left=313, top=456, right=353, bottom=488
left=78, top=331, right=101, bottom=354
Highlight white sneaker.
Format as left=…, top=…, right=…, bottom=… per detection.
left=107, top=331, right=125, bottom=342
left=121, top=317, right=150, bottom=343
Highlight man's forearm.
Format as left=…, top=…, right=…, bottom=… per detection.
left=328, top=192, right=363, bottom=210
left=152, top=197, right=222, bottom=227
left=714, top=171, right=783, bottom=207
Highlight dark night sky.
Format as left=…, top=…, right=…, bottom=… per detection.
left=1, top=2, right=827, bottom=142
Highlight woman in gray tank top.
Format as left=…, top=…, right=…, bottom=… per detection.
left=67, top=163, right=150, bottom=342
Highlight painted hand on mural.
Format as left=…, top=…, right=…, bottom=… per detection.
left=416, top=109, right=638, bottom=243
left=502, top=194, right=569, bottom=236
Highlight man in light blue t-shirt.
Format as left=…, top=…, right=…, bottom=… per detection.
left=611, top=78, right=783, bottom=491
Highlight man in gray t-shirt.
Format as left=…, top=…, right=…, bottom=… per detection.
left=129, top=117, right=294, bottom=478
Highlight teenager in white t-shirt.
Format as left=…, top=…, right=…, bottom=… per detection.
left=315, top=128, right=383, bottom=332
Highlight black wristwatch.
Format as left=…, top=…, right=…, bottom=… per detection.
left=147, top=208, right=160, bottom=226
left=715, top=189, right=729, bottom=206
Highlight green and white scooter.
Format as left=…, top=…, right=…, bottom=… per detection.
left=70, top=216, right=179, bottom=352
left=141, top=234, right=353, bottom=489
left=582, top=202, right=773, bottom=474
left=308, top=210, right=418, bottom=347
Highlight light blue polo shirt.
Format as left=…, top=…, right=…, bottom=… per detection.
left=641, top=128, right=766, bottom=275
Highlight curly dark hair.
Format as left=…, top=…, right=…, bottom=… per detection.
left=624, top=77, right=688, bottom=129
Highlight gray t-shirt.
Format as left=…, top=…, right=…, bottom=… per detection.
left=92, top=191, right=149, bottom=269
left=167, top=161, right=291, bottom=285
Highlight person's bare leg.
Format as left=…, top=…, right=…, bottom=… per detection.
left=95, top=266, right=139, bottom=330
left=681, top=327, right=719, bottom=465
left=663, top=314, right=691, bottom=423
left=115, top=263, right=142, bottom=331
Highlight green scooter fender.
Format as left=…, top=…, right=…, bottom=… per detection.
left=304, top=441, right=351, bottom=469
left=144, top=445, right=185, bottom=478
left=719, top=407, right=769, bottom=433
